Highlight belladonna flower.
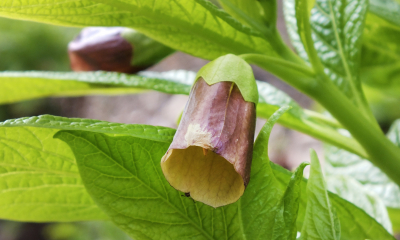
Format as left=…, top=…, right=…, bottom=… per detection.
left=161, top=54, right=258, bottom=207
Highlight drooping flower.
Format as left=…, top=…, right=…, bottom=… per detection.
left=161, top=54, right=258, bottom=207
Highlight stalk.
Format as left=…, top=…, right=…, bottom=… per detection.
left=244, top=53, right=400, bottom=186
left=310, top=79, right=400, bottom=186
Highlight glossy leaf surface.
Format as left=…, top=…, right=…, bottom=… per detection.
left=301, top=150, right=340, bottom=240
left=0, top=116, right=175, bottom=222
left=271, top=163, right=308, bottom=240
left=0, top=126, right=107, bottom=222
left=0, top=0, right=275, bottom=60
left=54, top=107, right=286, bottom=239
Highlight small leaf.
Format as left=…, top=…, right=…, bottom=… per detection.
left=239, top=106, right=290, bottom=240
left=301, top=150, right=340, bottom=240
left=271, top=162, right=309, bottom=240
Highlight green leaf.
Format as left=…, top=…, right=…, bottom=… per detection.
left=0, top=0, right=275, bottom=60
left=54, top=131, right=245, bottom=239
left=369, top=0, right=400, bottom=27
left=272, top=162, right=395, bottom=239
left=0, top=116, right=175, bottom=222
left=324, top=144, right=400, bottom=209
left=324, top=119, right=400, bottom=233
left=217, top=0, right=273, bottom=33
left=285, top=0, right=371, bottom=112
left=0, top=115, right=176, bottom=143
left=55, top=107, right=289, bottom=240
left=283, top=0, right=312, bottom=62
left=388, top=208, right=400, bottom=233
left=360, top=13, right=400, bottom=96
left=271, top=162, right=309, bottom=240
left=121, top=28, right=174, bottom=66
left=326, top=175, right=393, bottom=233
left=0, top=71, right=192, bottom=104
left=0, top=125, right=107, bottom=222
left=240, top=106, right=289, bottom=240
left=309, top=0, right=369, bottom=109
left=301, top=150, right=340, bottom=240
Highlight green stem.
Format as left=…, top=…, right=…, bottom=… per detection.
left=310, top=79, right=400, bottom=187
left=244, top=54, right=400, bottom=187
left=267, top=30, right=306, bottom=65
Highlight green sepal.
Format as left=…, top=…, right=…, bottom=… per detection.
left=195, top=54, right=259, bottom=104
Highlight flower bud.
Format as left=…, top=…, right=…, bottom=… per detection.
left=68, top=27, right=173, bottom=73
left=161, top=54, right=257, bottom=207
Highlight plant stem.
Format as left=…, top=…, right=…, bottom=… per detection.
left=244, top=54, right=400, bottom=187
left=267, top=30, right=306, bottom=65
left=310, top=79, right=400, bottom=186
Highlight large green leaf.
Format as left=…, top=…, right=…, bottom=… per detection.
left=0, top=70, right=366, bottom=158
left=301, top=150, right=340, bottom=240
left=54, top=107, right=289, bottom=240
left=0, top=116, right=175, bottom=222
left=0, top=0, right=274, bottom=60
left=0, top=126, right=107, bottom=222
